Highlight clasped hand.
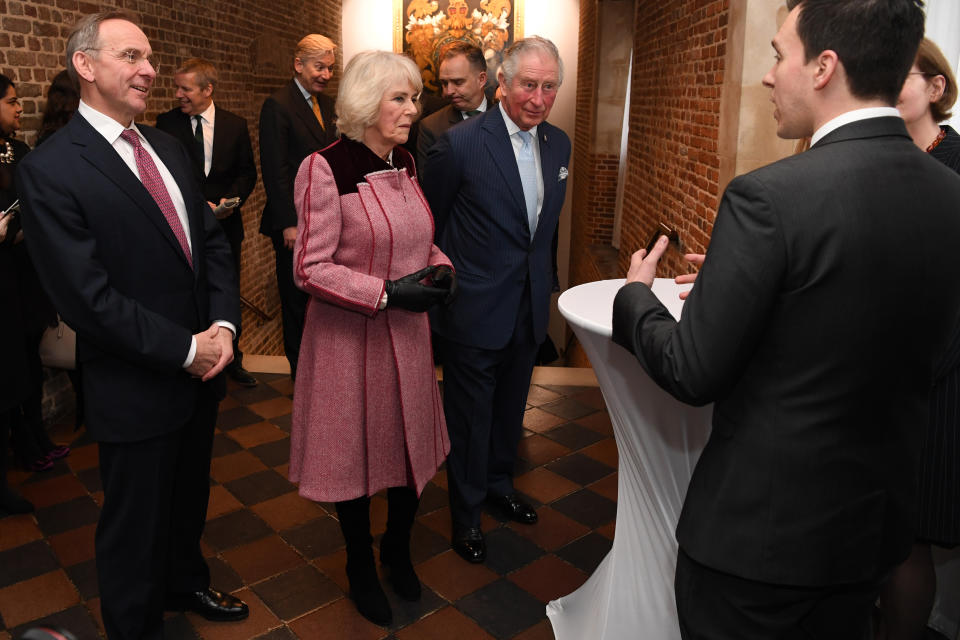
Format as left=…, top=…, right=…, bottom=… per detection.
left=186, top=324, right=234, bottom=381
left=385, top=265, right=457, bottom=312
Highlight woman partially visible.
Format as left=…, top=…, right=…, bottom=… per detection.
left=0, top=74, right=34, bottom=515
left=289, top=50, right=455, bottom=627
left=36, top=70, right=79, bottom=147
left=878, top=38, right=960, bottom=640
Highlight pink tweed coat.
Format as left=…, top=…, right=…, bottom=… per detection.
left=289, top=138, right=451, bottom=502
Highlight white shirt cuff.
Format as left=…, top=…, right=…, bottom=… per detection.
left=181, top=321, right=237, bottom=368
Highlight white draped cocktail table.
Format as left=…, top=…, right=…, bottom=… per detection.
left=547, top=278, right=712, bottom=639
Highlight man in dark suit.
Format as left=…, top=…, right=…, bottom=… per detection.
left=156, top=57, right=258, bottom=387
left=17, top=12, right=246, bottom=639
left=423, top=37, right=571, bottom=564
left=259, top=34, right=338, bottom=379
left=416, top=41, right=488, bottom=175
left=612, top=1, right=960, bottom=637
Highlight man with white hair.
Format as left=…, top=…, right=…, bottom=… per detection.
left=423, top=36, right=571, bottom=564
left=259, top=34, right=338, bottom=380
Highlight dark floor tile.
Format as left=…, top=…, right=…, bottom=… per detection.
left=9, top=605, right=101, bottom=640
left=162, top=612, right=199, bottom=639
left=406, top=522, right=450, bottom=565
left=545, top=453, right=613, bottom=486
left=270, top=413, right=292, bottom=433
left=203, top=509, right=273, bottom=552
left=68, top=429, right=96, bottom=448
left=483, top=527, right=545, bottom=576
left=455, top=579, right=545, bottom=638
left=281, top=515, right=344, bottom=559
left=513, top=457, right=535, bottom=476
left=544, top=422, right=605, bottom=451
left=20, top=458, right=73, bottom=484
left=252, top=565, right=342, bottom=621
left=0, top=540, right=61, bottom=588
left=33, top=496, right=100, bottom=537
left=229, top=384, right=283, bottom=406
left=482, top=491, right=542, bottom=525
left=249, top=438, right=291, bottom=468
left=208, top=555, right=244, bottom=594
left=418, top=482, right=448, bottom=515
left=253, top=627, right=299, bottom=640
left=211, top=432, right=243, bottom=457
left=550, top=489, right=617, bottom=529
left=538, top=385, right=595, bottom=397
left=75, top=467, right=101, bottom=493
left=385, top=583, right=445, bottom=629
left=555, top=532, right=612, bottom=574
left=65, top=558, right=98, bottom=599
left=216, top=406, right=265, bottom=431
left=224, top=470, right=295, bottom=506
left=539, top=398, right=597, bottom=421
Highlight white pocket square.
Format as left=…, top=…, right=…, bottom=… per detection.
left=558, top=167, right=568, bottom=181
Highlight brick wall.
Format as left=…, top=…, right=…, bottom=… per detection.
left=1, top=0, right=342, bottom=419
left=617, top=0, right=730, bottom=277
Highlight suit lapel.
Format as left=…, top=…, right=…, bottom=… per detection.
left=537, top=124, right=560, bottom=234
left=446, top=105, right=462, bottom=128
left=481, top=109, right=528, bottom=217
left=287, top=81, right=327, bottom=147
left=69, top=117, right=191, bottom=272
left=210, top=110, right=228, bottom=177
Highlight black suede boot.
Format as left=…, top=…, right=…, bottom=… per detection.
left=335, top=496, right=392, bottom=626
left=380, top=487, right=421, bottom=601
left=0, top=409, right=33, bottom=516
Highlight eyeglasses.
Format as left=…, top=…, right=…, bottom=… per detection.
left=85, top=48, right=160, bottom=74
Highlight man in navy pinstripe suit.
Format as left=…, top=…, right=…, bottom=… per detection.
left=423, top=36, right=571, bottom=563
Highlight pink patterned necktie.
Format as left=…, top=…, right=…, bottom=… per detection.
left=119, top=129, right=193, bottom=268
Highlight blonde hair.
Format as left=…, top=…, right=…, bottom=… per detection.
left=176, top=58, right=217, bottom=90
left=295, top=34, right=336, bottom=62
left=336, top=51, right=422, bottom=142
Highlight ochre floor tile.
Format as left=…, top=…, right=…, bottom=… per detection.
left=581, top=439, right=618, bottom=468
left=227, top=421, right=288, bottom=449
left=508, top=554, right=588, bottom=603
left=248, top=396, right=293, bottom=420
left=512, top=619, right=557, bottom=640
left=66, top=443, right=99, bottom=473
left=0, top=514, right=43, bottom=551
left=86, top=597, right=105, bottom=638
left=514, top=467, right=580, bottom=504
left=589, top=473, right=619, bottom=502
left=525, top=385, right=563, bottom=408
left=210, top=450, right=268, bottom=484
left=188, top=587, right=279, bottom=640
left=522, top=407, right=567, bottom=434
left=207, top=484, right=244, bottom=520
left=396, top=605, right=496, bottom=640
left=517, top=435, right=570, bottom=466
left=48, top=523, right=96, bottom=567
left=596, top=521, right=616, bottom=540
left=268, top=377, right=295, bottom=396
left=417, top=549, right=498, bottom=601
left=219, top=395, right=241, bottom=411
left=222, top=535, right=305, bottom=584
left=418, top=507, right=499, bottom=541
left=577, top=410, right=613, bottom=435
left=18, top=472, right=88, bottom=510
left=0, top=569, right=80, bottom=628
left=507, top=507, right=590, bottom=552
left=570, top=387, right=607, bottom=411
left=287, top=598, right=387, bottom=640
left=251, top=490, right=325, bottom=532
left=312, top=549, right=349, bottom=593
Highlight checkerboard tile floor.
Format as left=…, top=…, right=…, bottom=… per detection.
left=0, top=373, right=617, bottom=639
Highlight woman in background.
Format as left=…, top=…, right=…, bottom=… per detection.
left=878, top=37, right=960, bottom=640
left=289, top=50, right=455, bottom=627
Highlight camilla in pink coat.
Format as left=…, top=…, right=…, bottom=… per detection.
left=289, top=50, right=454, bottom=627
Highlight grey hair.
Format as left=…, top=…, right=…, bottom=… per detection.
left=296, top=34, right=337, bottom=62
left=336, top=51, right=423, bottom=142
left=500, top=36, right=564, bottom=86
left=66, top=11, right=140, bottom=83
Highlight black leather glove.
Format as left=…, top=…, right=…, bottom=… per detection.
left=431, top=265, right=457, bottom=305
left=384, top=265, right=447, bottom=312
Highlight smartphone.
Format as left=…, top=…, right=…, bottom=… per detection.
left=2, top=199, right=19, bottom=219
left=213, top=197, right=240, bottom=219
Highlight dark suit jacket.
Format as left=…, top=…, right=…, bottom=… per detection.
left=611, top=117, right=960, bottom=587
left=155, top=105, right=257, bottom=245
left=258, top=79, right=337, bottom=236
left=16, top=114, right=240, bottom=443
left=416, top=104, right=464, bottom=177
left=423, top=107, right=570, bottom=350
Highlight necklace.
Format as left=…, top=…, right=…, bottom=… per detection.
left=0, top=139, right=14, bottom=164
left=926, top=127, right=947, bottom=153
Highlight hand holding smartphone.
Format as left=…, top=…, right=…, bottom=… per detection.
left=213, top=197, right=240, bottom=220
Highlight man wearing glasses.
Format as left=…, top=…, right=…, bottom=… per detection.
left=17, top=12, right=245, bottom=639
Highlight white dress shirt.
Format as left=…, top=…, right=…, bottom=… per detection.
left=77, top=100, right=235, bottom=367
left=189, top=101, right=215, bottom=177
left=810, top=107, right=901, bottom=147
left=499, top=102, right=544, bottom=217
left=459, top=96, right=489, bottom=120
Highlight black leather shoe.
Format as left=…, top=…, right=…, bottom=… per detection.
left=452, top=527, right=486, bottom=563
left=166, top=587, right=249, bottom=621
left=489, top=493, right=538, bottom=524
left=227, top=365, right=258, bottom=387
